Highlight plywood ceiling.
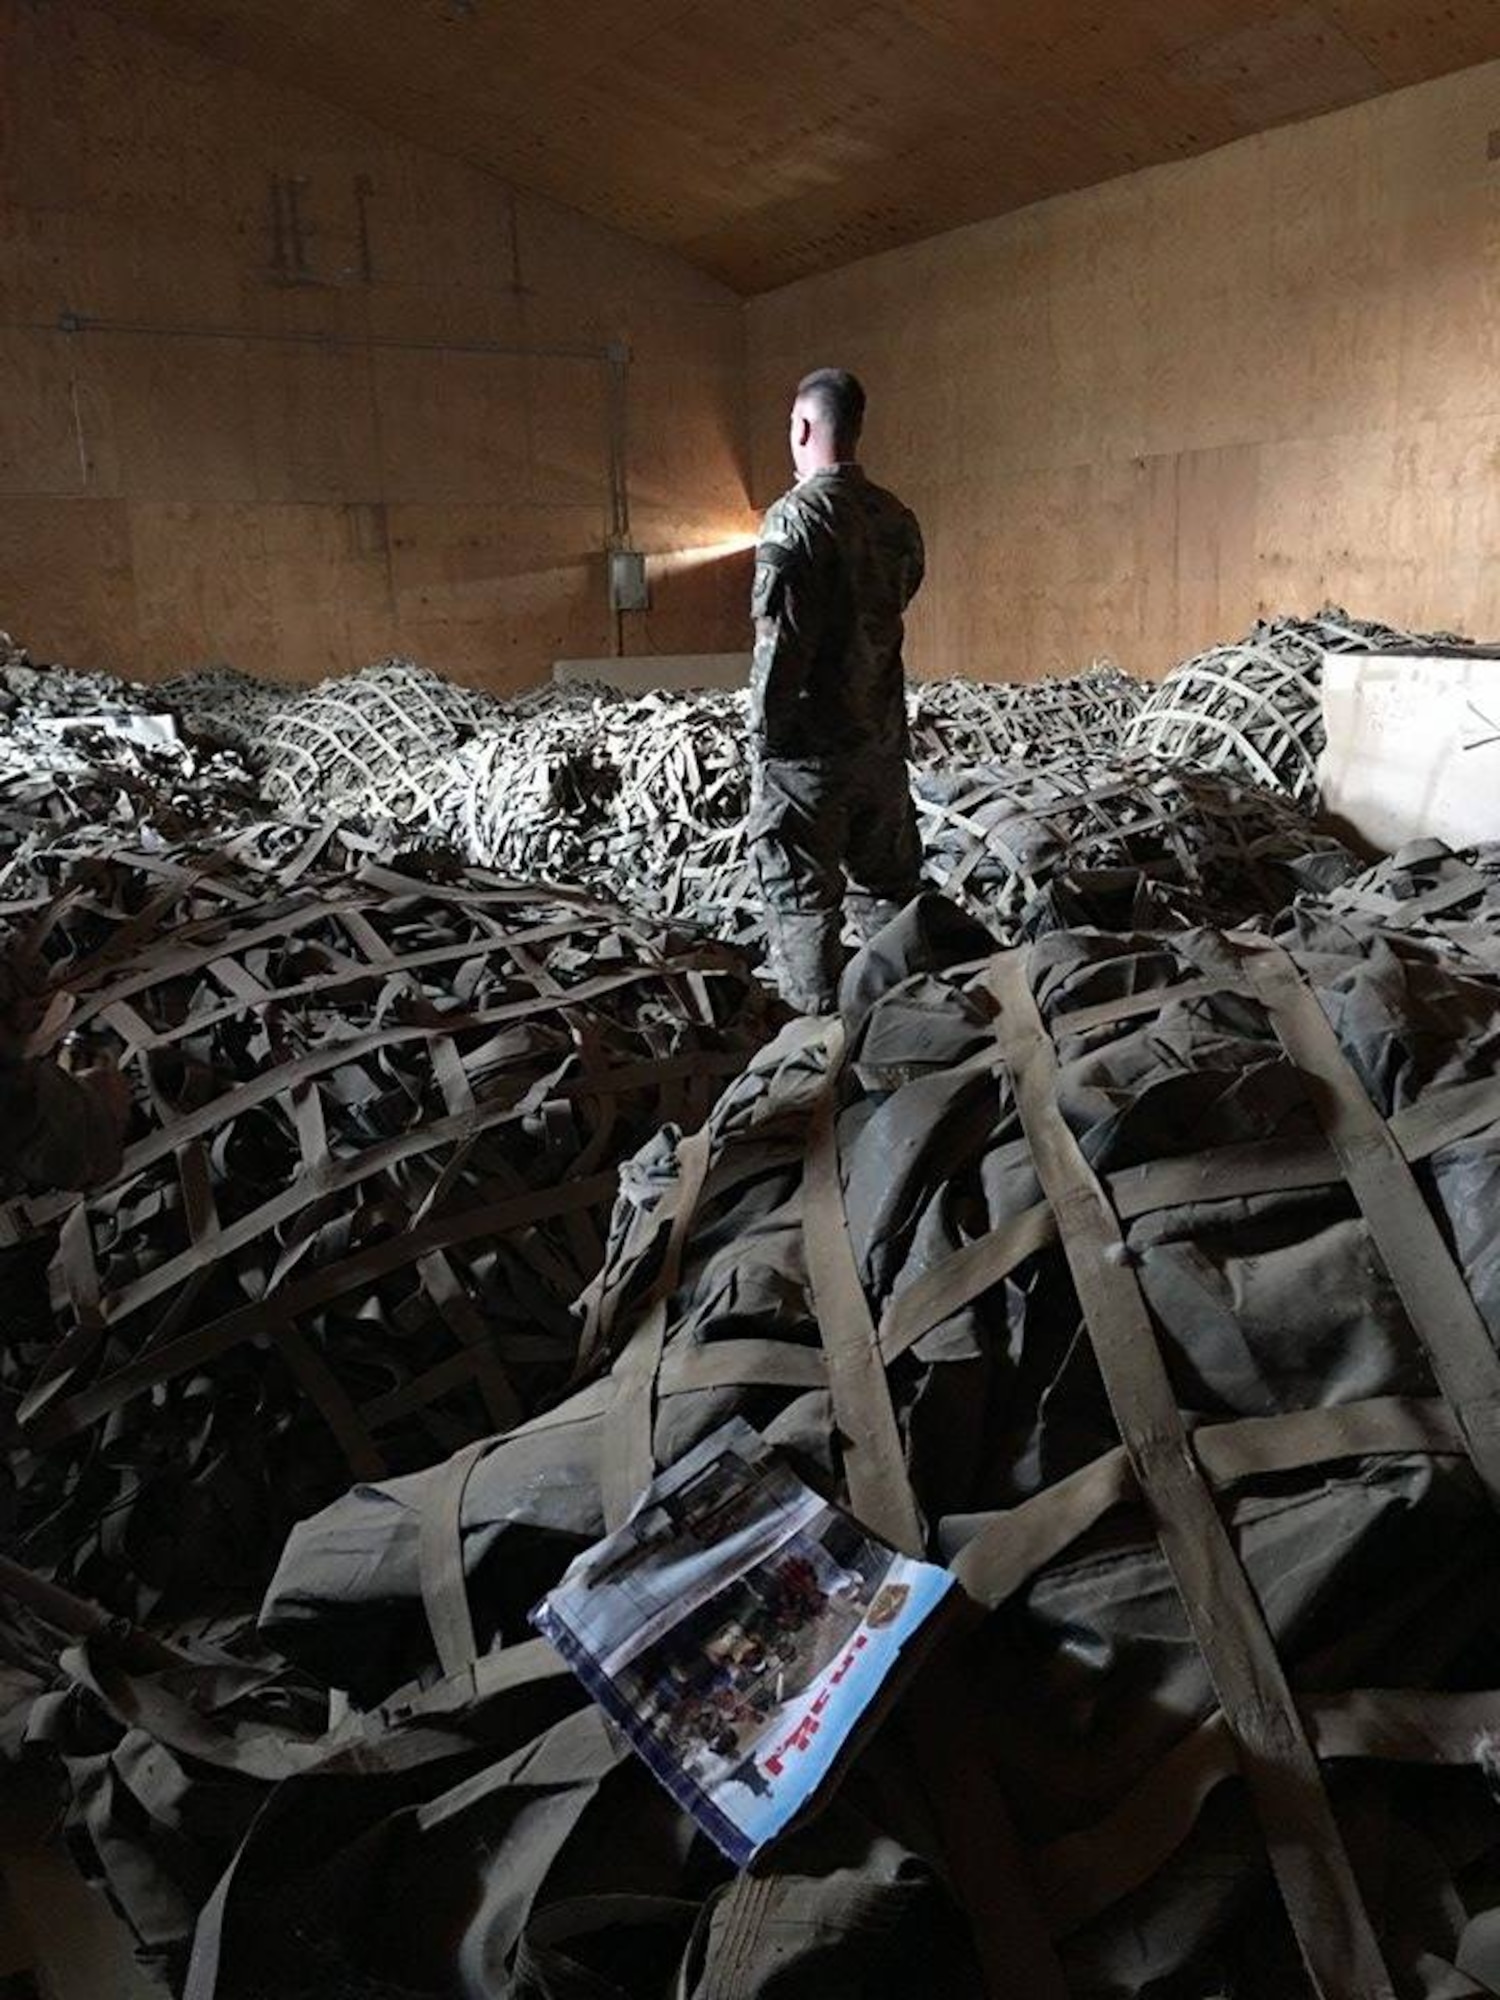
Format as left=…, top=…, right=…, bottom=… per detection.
left=103, top=0, right=1500, bottom=291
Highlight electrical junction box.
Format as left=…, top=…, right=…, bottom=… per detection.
left=608, top=549, right=649, bottom=612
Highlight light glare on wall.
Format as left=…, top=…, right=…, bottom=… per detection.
left=650, top=533, right=759, bottom=577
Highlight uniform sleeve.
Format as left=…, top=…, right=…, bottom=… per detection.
left=903, top=512, right=926, bottom=610
left=748, top=506, right=829, bottom=754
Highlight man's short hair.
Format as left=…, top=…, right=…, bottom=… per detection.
left=795, top=368, right=866, bottom=453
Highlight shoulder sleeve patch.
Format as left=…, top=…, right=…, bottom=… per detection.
left=751, top=542, right=796, bottom=617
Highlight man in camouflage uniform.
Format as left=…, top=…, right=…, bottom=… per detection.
left=748, top=368, right=925, bottom=1014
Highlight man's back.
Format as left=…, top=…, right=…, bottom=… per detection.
left=752, top=464, right=924, bottom=761
left=747, top=366, right=926, bottom=1014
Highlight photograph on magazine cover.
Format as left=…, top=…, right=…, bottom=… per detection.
left=532, top=1418, right=955, bottom=1865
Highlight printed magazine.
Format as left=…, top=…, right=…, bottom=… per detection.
left=530, top=1418, right=956, bottom=1867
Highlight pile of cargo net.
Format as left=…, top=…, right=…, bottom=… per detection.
left=6, top=606, right=1460, bottom=950
left=243, top=608, right=1432, bottom=940
left=0, top=828, right=772, bottom=1629
left=6, top=606, right=1499, bottom=2000
left=6, top=836, right=1500, bottom=1999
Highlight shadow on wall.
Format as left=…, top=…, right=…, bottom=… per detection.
left=616, top=538, right=758, bottom=664
left=342, top=536, right=759, bottom=690
left=0, top=530, right=759, bottom=694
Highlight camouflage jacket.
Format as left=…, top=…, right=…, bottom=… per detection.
left=750, top=465, right=924, bottom=762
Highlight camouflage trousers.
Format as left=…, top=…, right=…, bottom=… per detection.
left=748, top=751, right=922, bottom=1014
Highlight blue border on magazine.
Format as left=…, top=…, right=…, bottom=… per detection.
left=531, top=1601, right=757, bottom=1869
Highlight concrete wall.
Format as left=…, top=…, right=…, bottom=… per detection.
left=0, top=0, right=758, bottom=690
left=747, top=61, right=1500, bottom=681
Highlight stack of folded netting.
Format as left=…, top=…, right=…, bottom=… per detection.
left=1275, top=837, right=1500, bottom=978
left=440, top=684, right=758, bottom=939
left=436, top=662, right=1362, bottom=947
left=0, top=645, right=268, bottom=890
left=436, top=674, right=1177, bottom=947
left=17, top=876, right=1500, bottom=1999
left=258, top=657, right=500, bottom=826
left=0, top=633, right=146, bottom=724
left=915, top=752, right=1357, bottom=936
left=908, top=664, right=1145, bottom=765
left=155, top=663, right=295, bottom=759
left=1123, top=606, right=1467, bottom=806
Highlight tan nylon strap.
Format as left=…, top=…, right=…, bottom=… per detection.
left=1037, top=1688, right=1500, bottom=1937
left=878, top=1201, right=1054, bottom=1363
left=802, top=1031, right=924, bottom=1557
left=600, top=1126, right=715, bottom=1530
left=135, top=914, right=617, bottom=1053
left=950, top=1447, right=1134, bottom=1607
left=359, top=1350, right=489, bottom=1431
left=658, top=1338, right=827, bottom=1395
left=1109, top=1132, right=1339, bottom=1216
left=97, top=1076, right=545, bottom=1328
left=1238, top=939, right=1500, bottom=1507
left=414, top=1248, right=525, bottom=1433
left=873, top=1067, right=1500, bottom=1367
left=988, top=948, right=1395, bottom=2000
left=1194, top=1393, right=1462, bottom=1482
left=64, top=1641, right=332, bottom=1783
left=1340, top=869, right=1493, bottom=926
left=0, top=1553, right=186, bottom=1670
left=63, top=892, right=364, bottom=1032
left=278, top=817, right=342, bottom=884
left=952, top=1395, right=1462, bottom=1610
left=26, top=1169, right=622, bottom=1448
left=878, top=1136, right=1349, bottom=1363
left=1390, top=1072, right=1500, bottom=1163
left=1050, top=974, right=1238, bottom=1037
left=575, top=1096, right=774, bottom=1372
left=378, top=1635, right=571, bottom=1727
left=418, top=1437, right=492, bottom=1679
left=268, top=1316, right=388, bottom=1481
left=600, top=1306, right=670, bottom=1533
left=4, top=977, right=676, bottom=1237
left=413, top=1706, right=622, bottom=1832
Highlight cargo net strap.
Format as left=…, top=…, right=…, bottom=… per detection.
left=248, top=940, right=1500, bottom=1988
left=6, top=867, right=742, bottom=1483
left=906, top=960, right=1500, bottom=1957
left=1120, top=608, right=1467, bottom=806
left=905, top=666, right=1144, bottom=766
left=569, top=945, right=1500, bottom=1992
left=1234, top=939, right=1500, bottom=1498
left=595, top=1017, right=925, bottom=1553
left=1125, top=643, right=1323, bottom=794
left=793, top=1019, right=1066, bottom=1996
left=913, top=751, right=1333, bottom=930
left=583, top=1022, right=1061, bottom=1994
left=800, top=1037, right=925, bottom=1556
left=987, top=950, right=1397, bottom=2000
left=16, top=933, right=1500, bottom=1997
